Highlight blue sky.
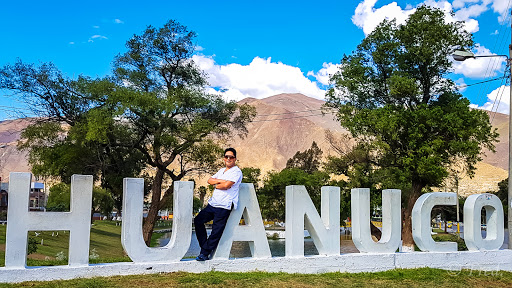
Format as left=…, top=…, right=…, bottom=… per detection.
left=0, top=0, right=511, bottom=120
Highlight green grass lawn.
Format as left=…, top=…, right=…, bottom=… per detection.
left=0, top=220, right=173, bottom=267
left=0, top=268, right=510, bottom=287
left=0, top=222, right=506, bottom=287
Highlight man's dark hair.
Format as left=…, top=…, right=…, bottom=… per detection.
left=224, top=147, right=237, bottom=158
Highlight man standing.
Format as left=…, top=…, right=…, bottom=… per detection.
left=194, top=147, right=243, bottom=261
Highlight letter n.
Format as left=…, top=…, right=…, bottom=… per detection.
left=285, top=185, right=340, bottom=257
left=5, top=173, right=93, bottom=268
left=213, top=183, right=271, bottom=259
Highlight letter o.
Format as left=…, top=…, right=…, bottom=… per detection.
left=463, top=193, right=504, bottom=251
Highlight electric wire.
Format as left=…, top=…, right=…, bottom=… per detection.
left=476, top=1, right=512, bottom=107
left=489, top=8, right=512, bottom=123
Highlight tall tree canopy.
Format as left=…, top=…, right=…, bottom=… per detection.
left=285, top=141, right=323, bottom=174
left=1, top=20, right=256, bottom=244
left=326, top=6, right=498, bottom=250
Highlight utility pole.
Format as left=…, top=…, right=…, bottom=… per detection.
left=508, top=8, right=512, bottom=249
left=455, top=175, right=460, bottom=237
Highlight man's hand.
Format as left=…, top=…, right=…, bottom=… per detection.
left=208, top=178, right=235, bottom=190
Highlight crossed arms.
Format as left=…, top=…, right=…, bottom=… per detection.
left=208, top=178, right=235, bottom=190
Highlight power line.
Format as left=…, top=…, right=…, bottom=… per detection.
left=250, top=113, right=331, bottom=122
left=476, top=0, right=511, bottom=107
left=254, top=108, right=325, bottom=117
left=489, top=8, right=512, bottom=123
left=456, top=76, right=506, bottom=88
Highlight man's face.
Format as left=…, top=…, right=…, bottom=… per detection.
left=224, top=151, right=236, bottom=168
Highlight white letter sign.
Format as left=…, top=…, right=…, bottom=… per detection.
left=412, top=192, right=457, bottom=252
left=464, top=193, right=504, bottom=251
left=5, top=173, right=93, bottom=268
left=285, top=185, right=340, bottom=257
left=213, top=183, right=271, bottom=259
left=121, top=179, right=193, bottom=262
left=351, top=188, right=401, bottom=253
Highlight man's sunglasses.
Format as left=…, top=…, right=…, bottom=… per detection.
left=224, top=155, right=236, bottom=160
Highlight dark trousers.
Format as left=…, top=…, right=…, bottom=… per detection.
left=194, top=204, right=232, bottom=256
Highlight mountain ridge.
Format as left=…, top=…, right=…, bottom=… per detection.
left=0, top=93, right=508, bottom=195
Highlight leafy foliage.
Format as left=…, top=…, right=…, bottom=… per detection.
left=241, top=167, right=261, bottom=189
left=326, top=6, right=498, bottom=247
left=258, top=168, right=330, bottom=221
left=45, top=183, right=71, bottom=211
left=285, top=141, right=323, bottom=174
left=494, top=178, right=508, bottom=227
left=27, top=236, right=38, bottom=255
left=45, top=182, right=115, bottom=217
left=1, top=19, right=256, bottom=244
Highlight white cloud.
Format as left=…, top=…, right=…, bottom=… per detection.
left=454, top=77, right=468, bottom=92
left=307, top=63, right=341, bottom=86
left=452, top=0, right=480, bottom=9
left=470, top=84, right=510, bottom=114
left=491, top=29, right=499, bottom=35
left=192, top=55, right=327, bottom=101
left=88, top=35, right=108, bottom=43
left=351, top=1, right=508, bottom=79
left=352, top=0, right=483, bottom=36
left=195, top=45, right=204, bottom=51
left=452, top=45, right=506, bottom=78
left=454, top=1, right=491, bottom=19
left=114, top=19, right=124, bottom=24
left=352, top=0, right=415, bottom=35
left=69, top=42, right=75, bottom=45
left=491, top=0, right=511, bottom=22
left=93, top=25, right=100, bottom=29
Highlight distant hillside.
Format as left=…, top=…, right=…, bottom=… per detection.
left=0, top=119, right=31, bottom=182
left=0, top=93, right=508, bottom=195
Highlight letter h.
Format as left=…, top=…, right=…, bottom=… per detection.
left=5, top=173, right=93, bottom=268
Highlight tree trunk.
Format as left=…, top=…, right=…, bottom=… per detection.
left=401, top=181, right=424, bottom=251
left=142, top=168, right=164, bottom=246
left=199, top=189, right=206, bottom=208
left=370, top=221, right=382, bottom=241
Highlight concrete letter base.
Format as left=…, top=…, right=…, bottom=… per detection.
left=1, top=251, right=512, bottom=283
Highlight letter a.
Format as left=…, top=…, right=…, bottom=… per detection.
left=351, top=188, right=401, bottom=253
left=213, top=183, right=271, bottom=259
left=5, top=173, right=93, bottom=268
left=285, top=185, right=340, bottom=257
left=121, top=179, right=193, bottom=262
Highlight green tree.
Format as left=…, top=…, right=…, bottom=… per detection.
left=193, top=197, right=203, bottom=214
left=197, top=186, right=209, bottom=207
left=45, top=182, right=115, bottom=219
left=27, top=237, right=38, bottom=255
left=1, top=20, right=256, bottom=245
left=45, top=183, right=71, bottom=211
left=324, top=132, right=384, bottom=237
left=326, top=6, right=498, bottom=250
left=285, top=141, right=323, bottom=174
left=241, top=167, right=261, bottom=189
left=494, top=178, right=508, bottom=227
left=92, top=187, right=115, bottom=219
left=106, top=21, right=255, bottom=244
left=258, top=168, right=330, bottom=221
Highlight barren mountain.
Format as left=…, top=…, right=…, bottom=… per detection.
left=231, top=93, right=348, bottom=174
left=0, top=93, right=508, bottom=195
left=0, top=118, right=31, bottom=183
